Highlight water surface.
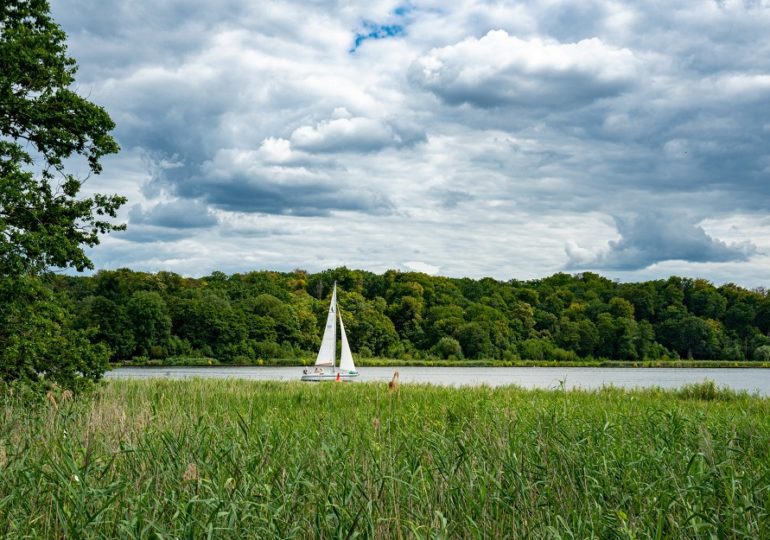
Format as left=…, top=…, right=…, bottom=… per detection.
left=107, top=366, right=770, bottom=395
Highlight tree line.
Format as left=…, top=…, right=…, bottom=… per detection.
left=2, top=2, right=770, bottom=393
left=48, top=267, right=770, bottom=364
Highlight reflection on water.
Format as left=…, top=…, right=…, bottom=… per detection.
left=106, top=366, right=770, bottom=396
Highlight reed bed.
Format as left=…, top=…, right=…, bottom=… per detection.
left=1, top=380, right=769, bottom=538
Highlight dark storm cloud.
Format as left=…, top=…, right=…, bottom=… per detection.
left=129, top=200, right=218, bottom=229
left=567, top=213, right=758, bottom=270
left=117, top=226, right=194, bottom=244
left=181, top=176, right=392, bottom=217
left=147, top=149, right=394, bottom=216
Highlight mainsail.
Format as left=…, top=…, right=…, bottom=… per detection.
left=303, top=282, right=358, bottom=381
left=338, top=311, right=356, bottom=372
left=314, top=283, right=337, bottom=366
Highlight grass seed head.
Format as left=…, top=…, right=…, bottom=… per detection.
left=183, top=462, right=199, bottom=482
left=388, top=371, right=400, bottom=392
left=46, top=391, right=58, bottom=409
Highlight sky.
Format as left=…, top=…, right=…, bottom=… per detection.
left=50, top=0, right=770, bottom=287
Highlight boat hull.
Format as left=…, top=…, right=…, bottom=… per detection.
left=301, top=371, right=359, bottom=382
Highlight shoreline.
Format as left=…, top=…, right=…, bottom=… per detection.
left=111, top=358, right=770, bottom=369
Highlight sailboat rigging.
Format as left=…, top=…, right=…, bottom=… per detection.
left=301, top=283, right=359, bottom=381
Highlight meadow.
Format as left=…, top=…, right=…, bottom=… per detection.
left=1, top=380, right=769, bottom=538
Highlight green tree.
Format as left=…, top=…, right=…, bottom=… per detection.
left=618, top=283, right=655, bottom=320
left=455, top=322, right=492, bottom=359
left=387, top=287, right=425, bottom=346
left=657, top=314, right=718, bottom=359
left=241, top=293, right=300, bottom=343
left=126, top=291, right=171, bottom=358
left=172, top=291, right=247, bottom=361
left=635, top=320, right=656, bottom=360
left=685, top=279, right=727, bottom=319
left=614, top=317, right=639, bottom=360
left=608, top=297, right=635, bottom=319
left=1, top=0, right=124, bottom=275
left=595, top=313, right=616, bottom=358
left=341, top=292, right=399, bottom=356
left=0, top=276, right=109, bottom=390
left=79, top=295, right=135, bottom=359
left=1, top=1, right=124, bottom=391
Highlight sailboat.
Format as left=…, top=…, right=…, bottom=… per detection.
left=301, top=282, right=359, bottom=381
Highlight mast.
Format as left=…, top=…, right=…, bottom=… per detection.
left=314, top=282, right=337, bottom=367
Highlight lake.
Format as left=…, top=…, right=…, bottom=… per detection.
left=106, top=366, right=770, bottom=395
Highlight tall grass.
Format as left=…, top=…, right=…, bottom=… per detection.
left=1, top=380, right=769, bottom=538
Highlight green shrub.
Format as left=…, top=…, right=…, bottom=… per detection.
left=754, top=345, right=770, bottom=361
left=432, top=337, right=463, bottom=360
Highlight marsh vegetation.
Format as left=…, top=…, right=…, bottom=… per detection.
left=1, top=380, right=769, bottom=538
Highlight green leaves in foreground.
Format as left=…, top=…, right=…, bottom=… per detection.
left=0, top=276, right=109, bottom=392
left=0, top=0, right=124, bottom=392
left=1, top=0, right=124, bottom=277
left=1, top=380, right=769, bottom=538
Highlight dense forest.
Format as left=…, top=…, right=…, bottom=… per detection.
left=46, top=267, right=770, bottom=363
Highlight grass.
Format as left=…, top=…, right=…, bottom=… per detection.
left=1, top=380, right=769, bottom=538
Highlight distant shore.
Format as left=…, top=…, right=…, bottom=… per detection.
left=112, top=357, right=770, bottom=369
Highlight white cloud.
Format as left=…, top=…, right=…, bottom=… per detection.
left=290, top=116, right=403, bottom=153
left=49, top=0, right=770, bottom=287
left=403, top=261, right=441, bottom=275
left=410, top=30, right=639, bottom=108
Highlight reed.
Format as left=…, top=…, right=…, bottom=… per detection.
left=1, top=380, right=768, bottom=538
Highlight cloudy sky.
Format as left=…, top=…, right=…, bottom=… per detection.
left=51, top=0, right=770, bottom=286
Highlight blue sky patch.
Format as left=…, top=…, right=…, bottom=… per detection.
left=393, top=4, right=412, bottom=17
left=350, top=21, right=405, bottom=52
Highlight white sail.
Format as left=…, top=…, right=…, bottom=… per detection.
left=338, top=311, right=356, bottom=372
left=314, top=283, right=337, bottom=366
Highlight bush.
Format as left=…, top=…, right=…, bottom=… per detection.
left=502, top=349, right=520, bottom=362
left=519, top=338, right=554, bottom=361
left=432, top=337, right=464, bottom=360
left=167, top=336, right=194, bottom=357
left=552, top=347, right=579, bottom=362
left=753, top=345, right=770, bottom=361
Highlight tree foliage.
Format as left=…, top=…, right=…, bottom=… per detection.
left=0, top=1, right=124, bottom=391
left=0, top=276, right=109, bottom=391
left=0, top=0, right=124, bottom=275
left=24, top=268, right=769, bottom=365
